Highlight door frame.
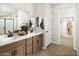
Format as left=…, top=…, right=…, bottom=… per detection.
left=59, top=5, right=76, bottom=49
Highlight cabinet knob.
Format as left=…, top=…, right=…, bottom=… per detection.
left=37, top=40, right=39, bottom=43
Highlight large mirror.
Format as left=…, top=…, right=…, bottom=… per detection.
left=0, top=9, right=30, bottom=35
left=0, top=18, right=4, bottom=34
left=6, top=19, right=14, bottom=34
left=13, top=9, right=30, bottom=32
left=0, top=5, right=44, bottom=35
left=0, top=18, right=14, bottom=34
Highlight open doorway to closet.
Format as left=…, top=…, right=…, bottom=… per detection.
left=60, top=6, right=75, bottom=48
left=60, top=17, right=74, bottom=48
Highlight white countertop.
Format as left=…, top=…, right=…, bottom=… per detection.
left=0, top=29, right=44, bottom=46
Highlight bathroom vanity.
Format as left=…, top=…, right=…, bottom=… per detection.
left=0, top=9, right=44, bottom=56
left=0, top=31, right=43, bottom=56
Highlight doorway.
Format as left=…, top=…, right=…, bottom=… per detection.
left=60, top=17, right=74, bottom=48
left=60, top=6, right=74, bottom=48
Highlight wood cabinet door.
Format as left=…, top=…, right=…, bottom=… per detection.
left=25, top=38, right=33, bottom=56
left=33, top=35, right=42, bottom=55
left=16, top=46, right=25, bottom=56
left=0, top=40, right=25, bottom=56
left=26, top=38, right=32, bottom=56
left=27, top=46, right=32, bottom=56
left=37, top=38, right=42, bottom=51
left=33, top=36, right=38, bottom=54
left=11, top=46, right=25, bottom=56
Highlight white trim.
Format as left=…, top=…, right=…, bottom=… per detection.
left=42, top=46, right=47, bottom=50
left=59, top=6, right=61, bottom=45
left=51, top=41, right=60, bottom=44
left=77, top=50, right=79, bottom=56
left=59, top=4, right=77, bottom=50
left=72, top=4, right=78, bottom=50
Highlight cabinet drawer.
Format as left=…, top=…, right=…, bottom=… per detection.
left=27, top=46, right=32, bottom=51
left=27, top=49, right=32, bottom=54
left=27, top=46, right=32, bottom=56
left=27, top=39, right=32, bottom=47
left=32, top=34, right=43, bottom=55
left=27, top=52, right=32, bottom=56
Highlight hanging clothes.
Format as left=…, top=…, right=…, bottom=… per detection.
left=66, top=20, right=72, bottom=35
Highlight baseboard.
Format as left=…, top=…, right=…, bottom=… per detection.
left=42, top=43, right=51, bottom=50
left=42, top=47, right=47, bottom=50
left=77, top=49, right=79, bottom=56
left=51, top=41, right=59, bottom=44
left=42, top=41, right=60, bottom=50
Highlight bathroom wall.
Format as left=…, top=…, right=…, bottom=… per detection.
left=51, top=5, right=60, bottom=44
left=43, top=4, right=52, bottom=49
left=32, top=3, right=45, bottom=17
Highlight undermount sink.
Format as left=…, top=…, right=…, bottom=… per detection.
left=0, top=36, right=14, bottom=42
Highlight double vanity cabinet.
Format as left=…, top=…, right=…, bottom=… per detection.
left=0, top=33, right=43, bottom=56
